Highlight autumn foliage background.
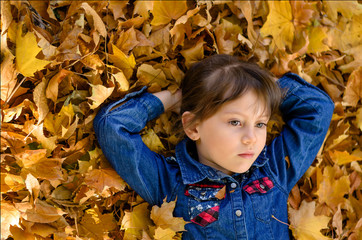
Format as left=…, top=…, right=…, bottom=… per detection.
left=1, top=0, right=362, bottom=239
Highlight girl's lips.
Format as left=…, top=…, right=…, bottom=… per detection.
left=238, top=153, right=254, bottom=159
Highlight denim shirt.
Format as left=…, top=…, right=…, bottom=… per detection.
left=93, top=73, right=334, bottom=239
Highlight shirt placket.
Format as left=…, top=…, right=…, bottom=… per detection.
left=229, top=180, right=248, bottom=239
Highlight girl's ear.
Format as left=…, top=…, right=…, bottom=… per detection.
left=181, top=111, right=200, bottom=141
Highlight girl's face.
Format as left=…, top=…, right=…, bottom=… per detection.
left=190, top=89, right=269, bottom=175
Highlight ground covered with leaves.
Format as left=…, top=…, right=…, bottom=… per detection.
left=1, top=1, right=361, bottom=239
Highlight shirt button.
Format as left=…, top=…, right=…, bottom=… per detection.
left=230, top=183, right=237, bottom=189
left=235, top=210, right=242, bottom=217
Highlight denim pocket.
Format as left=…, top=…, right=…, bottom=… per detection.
left=243, top=177, right=275, bottom=223
left=185, top=183, right=225, bottom=227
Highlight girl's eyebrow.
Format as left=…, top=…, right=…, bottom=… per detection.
left=223, top=110, right=270, bottom=119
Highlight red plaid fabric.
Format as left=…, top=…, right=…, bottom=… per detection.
left=243, top=177, right=274, bottom=194
left=191, top=206, right=220, bottom=227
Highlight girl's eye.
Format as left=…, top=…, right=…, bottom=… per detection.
left=229, top=120, right=241, bottom=126
left=256, top=123, right=267, bottom=128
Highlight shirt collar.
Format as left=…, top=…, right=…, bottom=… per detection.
left=175, top=139, right=269, bottom=184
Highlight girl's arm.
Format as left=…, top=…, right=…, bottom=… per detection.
left=266, top=73, right=334, bottom=192
left=93, top=87, right=181, bottom=206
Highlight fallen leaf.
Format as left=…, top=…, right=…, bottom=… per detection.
left=87, top=83, right=114, bottom=109
left=141, top=129, right=166, bottom=152
left=151, top=0, right=188, bottom=26
left=151, top=198, right=186, bottom=232
left=329, top=150, right=362, bottom=165
left=84, top=168, right=126, bottom=195
left=260, top=1, right=294, bottom=50
left=289, top=200, right=331, bottom=240
left=15, top=22, right=50, bottom=77
left=342, top=67, right=362, bottom=107
left=17, top=199, right=65, bottom=223
left=1, top=202, right=21, bottom=239
left=121, top=202, right=153, bottom=239
left=80, top=2, right=107, bottom=38
left=316, top=166, right=350, bottom=210
left=108, top=44, right=136, bottom=79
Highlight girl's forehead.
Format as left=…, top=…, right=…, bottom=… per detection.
left=220, top=90, right=270, bottom=117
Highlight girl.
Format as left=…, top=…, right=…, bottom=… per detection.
left=94, top=54, right=334, bottom=239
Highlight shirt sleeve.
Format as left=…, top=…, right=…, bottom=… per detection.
left=93, top=87, right=178, bottom=206
left=266, top=73, right=334, bottom=193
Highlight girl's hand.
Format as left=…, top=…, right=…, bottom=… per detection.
left=153, top=90, right=182, bottom=114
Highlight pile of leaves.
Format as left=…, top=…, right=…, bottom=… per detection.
left=1, top=1, right=361, bottom=239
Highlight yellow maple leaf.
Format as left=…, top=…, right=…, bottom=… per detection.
left=316, top=166, right=350, bottom=209
left=84, top=168, right=126, bottom=195
left=108, top=44, right=136, bottom=79
left=87, top=83, right=114, bottom=109
left=154, top=226, right=176, bottom=240
left=342, top=67, right=362, bottom=107
left=329, top=150, right=362, bottom=165
left=79, top=205, right=117, bottom=239
left=15, top=22, right=50, bottom=77
left=121, top=202, right=153, bottom=239
left=137, top=64, right=169, bottom=92
left=151, top=198, right=186, bottom=232
left=356, top=107, right=362, bottom=131
left=260, top=1, right=294, bottom=50
left=308, top=27, right=330, bottom=54
left=289, top=200, right=331, bottom=240
left=142, top=129, right=166, bottom=152
left=323, top=0, right=361, bottom=21
left=151, top=0, right=188, bottom=26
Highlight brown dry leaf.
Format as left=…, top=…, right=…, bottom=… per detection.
left=116, top=27, right=140, bottom=54
left=289, top=200, right=331, bottom=240
left=25, top=173, right=40, bottom=202
left=80, top=2, right=107, bottom=38
left=342, top=67, right=362, bottom=107
left=17, top=199, right=65, bottom=223
left=33, top=79, right=49, bottom=123
left=180, top=38, right=205, bottom=68
left=84, top=168, right=126, bottom=195
left=108, top=1, right=128, bottom=20
left=151, top=198, right=186, bottom=232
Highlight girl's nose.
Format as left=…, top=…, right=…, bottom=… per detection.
left=242, top=128, right=257, bottom=145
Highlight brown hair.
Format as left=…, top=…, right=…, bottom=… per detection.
left=179, top=54, right=282, bottom=132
